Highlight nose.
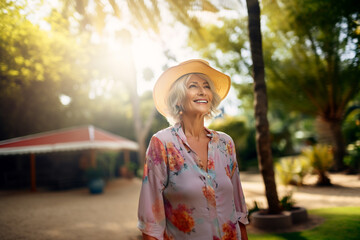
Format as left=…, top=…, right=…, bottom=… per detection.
left=197, top=86, right=206, bottom=95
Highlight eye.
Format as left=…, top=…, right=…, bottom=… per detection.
left=203, top=83, right=211, bottom=89
left=189, top=84, right=197, bottom=88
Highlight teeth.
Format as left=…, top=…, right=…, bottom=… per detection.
left=195, top=100, right=207, bottom=103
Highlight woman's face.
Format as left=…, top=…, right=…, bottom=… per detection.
left=182, top=75, right=213, bottom=117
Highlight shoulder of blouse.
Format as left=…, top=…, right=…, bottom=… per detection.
left=152, top=126, right=176, bottom=143
left=208, top=129, right=234, bottom=143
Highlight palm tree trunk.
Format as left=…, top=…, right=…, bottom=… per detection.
left=246, top=0, right=281, bottom=214
left=329, top=120, right=346, bottom=171
left=315, top=116, right=345, bottom=171
left=317, top=170, right=332, bottom=186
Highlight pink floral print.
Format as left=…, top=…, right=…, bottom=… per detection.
left=137, top=123, right=248, bottom=240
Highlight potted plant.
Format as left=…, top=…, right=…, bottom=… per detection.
left=280, top=193, right=308, bottom=224
left=120, top=161, right=137, bottom=179
left=250, top=208, right=292, bottom=230
left=85, top=167, right=106, bottom=194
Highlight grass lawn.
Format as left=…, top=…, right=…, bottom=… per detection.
left=248, top=207, right=360, bottom=240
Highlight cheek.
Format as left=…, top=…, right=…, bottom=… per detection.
left=184, top=90, right=195, bottom=103
left=182, top=95, right=192, bottom=109
left=208, top=91, right=213, bottom=102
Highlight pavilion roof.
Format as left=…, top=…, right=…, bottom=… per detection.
left=0, top=125, right=138, bottom=155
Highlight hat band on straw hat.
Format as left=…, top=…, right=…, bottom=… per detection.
left=153, top=59, right=231, bottom=118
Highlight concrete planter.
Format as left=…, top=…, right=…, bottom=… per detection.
left=288, top=207, right=308, bottom=224
left=251, top=211, right=292, bottom=230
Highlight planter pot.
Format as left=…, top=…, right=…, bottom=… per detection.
left=288, top=207, right=308, bottom=224
left=88, top=178, right=105, bottom=194
left=251, top=211, right=292, bottom=230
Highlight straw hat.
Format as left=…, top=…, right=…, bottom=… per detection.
left=153, top=59, right=231, bottom=118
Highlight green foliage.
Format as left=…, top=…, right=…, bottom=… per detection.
left=279, top=192, right=296, bottom=211
left=126, top=161, right=137, bottom=173
left=248, top=201, right=262, bottom=217
left=344, top=143, right=360, bottom=171
left=343, top=102, right=360, bottom=145
left=302, top=145, right=333, bottom=173
left=84, top=167, right=106, bottom=181
left=209, top=116, right=257, bottom=169
left=188, top=1, right=360, bottom=163
left=262, top=0, right=360, bottom=119
left=188, top=16, right=254, bottom=110
left=85, top=152, right=121, bottom=181
left=96, top=152, right=119, bottom=180
left=275, top=156, right=312, bottom=186
left=0, top=2, right=91, bottom=138
left=302, top=144, right=333, bottom=185
left=0, top=1, right=141, bottom=142
left=249, top=207, right=360, bottom=240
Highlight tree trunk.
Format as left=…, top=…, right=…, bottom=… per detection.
left=116, top=30, right=157, bottom=169
left=316, top=170, right=332, bottom=186
left=329, top=120, right=346, bottom=171
left=315, top=116, right=345, bottom=171
left=246, top=0, right=281, bottom=214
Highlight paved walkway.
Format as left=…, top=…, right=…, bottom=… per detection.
left=0, top=173, right=359, bottom=240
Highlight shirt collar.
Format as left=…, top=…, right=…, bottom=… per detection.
left=172, top=122, right=214, bottom=143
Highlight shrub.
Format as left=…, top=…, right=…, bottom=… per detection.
left=85, top=167, right=106, bottom=181
left=344, top=142, right=360, bottom=173
left=275, top=155, right=311, bottom=186
left=302, top=144, right=333, bottom=186
left=279, top=192, right=296, bottom=211
left=248, top=201, right=262, bottom=217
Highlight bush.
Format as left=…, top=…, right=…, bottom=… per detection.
left=85, top=167, right=106, bottom=181
left=344, top=142, right=360, bottom=173
left=209, top=117, right=257, bottom=170
left=248, top=201, right=262, bottom=217
left=275, top=155, right=311, bottom=186
left=302, top=144, right=333, bottom=186
left=279, top=192, right=296, bottom=211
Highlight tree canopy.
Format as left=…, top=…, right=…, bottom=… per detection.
left=0, top=1, right=141, bottom=141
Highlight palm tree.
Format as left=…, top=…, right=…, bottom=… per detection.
left=262, top=0, right=360, bottom=171
left=245, top=0, right=281, bottom=213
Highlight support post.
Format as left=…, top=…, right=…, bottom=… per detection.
left=124, top=150, right=130, bottom=165
left=30, top=153, right=36, bottom=192
left=90, top=149, right=97, bottom=168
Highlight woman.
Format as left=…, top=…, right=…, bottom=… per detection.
left=138, top=59, right=248, bottom=240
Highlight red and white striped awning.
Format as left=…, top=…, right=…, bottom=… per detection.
left=0, top=125, right=139, bottom=155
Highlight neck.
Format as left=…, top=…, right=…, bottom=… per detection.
left=181, top=114, right=206, bottom=140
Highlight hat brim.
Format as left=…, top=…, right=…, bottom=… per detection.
left=153, top=59, right=231, bottom=118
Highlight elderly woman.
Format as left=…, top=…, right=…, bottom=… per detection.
left=137, top=59, right=249, bottom=240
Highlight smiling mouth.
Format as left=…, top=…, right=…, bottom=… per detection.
left=194, top=100, right=208, bottom=103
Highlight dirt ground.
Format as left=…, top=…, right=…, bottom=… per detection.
left=0, top=172, right=359, bottom=240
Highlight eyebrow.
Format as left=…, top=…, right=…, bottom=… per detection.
left=188, top=81, right=210, bottom=85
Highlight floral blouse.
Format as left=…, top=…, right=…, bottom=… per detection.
left=137, top=123, right=248, bottom=240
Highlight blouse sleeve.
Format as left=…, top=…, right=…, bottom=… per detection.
left=229, top=138, right=249, bottom=225
left=137, top=136, right=168, bottom=239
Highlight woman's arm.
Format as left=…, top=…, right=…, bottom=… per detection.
left=239, top=223, right=248, bottom=240
left=142, top=233, right=158, bottom=240
left=227, top=137, right=249, bottom=239
left=138, top=136, right=168, bottom=240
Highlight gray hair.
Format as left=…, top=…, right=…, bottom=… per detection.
left=165, top=73, right=221, bottom=124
